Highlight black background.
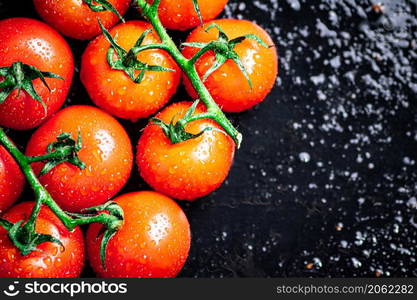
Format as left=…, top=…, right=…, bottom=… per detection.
left=1, top=0, right=417, bottom=277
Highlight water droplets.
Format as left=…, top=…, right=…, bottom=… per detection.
left=147, top=213, right=170, bottom=246
left=298, top=152, right=311, bottom=163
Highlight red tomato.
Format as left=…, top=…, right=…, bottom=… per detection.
left=25, top=105, right=133, bottom=212
left=87, top=191, right=191, bottom=278
left=0, top=18, right=74, bottom=130
left=0, top=146, right=25, bottom=213
left=0, top=202, right=85, bottom=278
left=137, top=102, right=235, bottom=201
left=81, top=21, right=181, bottom=121
left=145, top=0, right=228, bottom=31
left=182, top=19, right=278, bottom=112
left=33, top=0, right=131, bottom=40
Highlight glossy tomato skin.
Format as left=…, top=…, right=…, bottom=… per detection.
left=144, top=0, right=228, bottom=31
left=182, top=19, right=278, bottom=113
left=87, top=191, right=191, bottom=278
left=137, top=102, right=235, bottom=201
left=0, top=202, right=85, bottom=278
left=33, top=0, right=131, bottom=40
left=0, top=18, right=74, bottom=130
left=25, top=105, right=133, bottom=212
left=0, top=146, right=25, bottom=214
left=81, top=21, right=181, bottom=121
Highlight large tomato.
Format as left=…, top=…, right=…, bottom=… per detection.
left=87, top=191, right=191, bottom=278
left=81, top=21, right=181, bottom=121
left=144, top=0, right=228, bottom=31
left=137, top=102, right=235, bottom=200
left=33, top=0, right=131, bottom=40
left=25, top=105, right=133, bottom=212
left=182, top=19, right=278, bottom=112
left=0, top=18, right=74, bottom=130
left=0, top=202, right=85, bottom=278
left=0, top=146, right=25, bottom=213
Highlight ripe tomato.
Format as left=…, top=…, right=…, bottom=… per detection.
left=0, top=18, right=74, bottom=130
left=182, top=19, right=278, bottom=113
left=144, top=0, right=228, bottom=31
left=33, top=0, right=131, bottom=40
left=0, top=146, right=25, bottom=214
left=25, top=105, right=133, bottom=212
left=0, top=202, right=85, bottom=278
left=137, top=102, right=235, bottom=200
left=81, top=21, right=181, bottom=121
left=87, top=191, right=191, bottom=278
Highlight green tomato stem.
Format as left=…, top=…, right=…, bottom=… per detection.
left=0, top=0, right=241, bottom=259
left=136, top=0, right=242, bottom=147
left=0, top=128, right=46, bottom=233
left=0, top=127, right=121, bottom=233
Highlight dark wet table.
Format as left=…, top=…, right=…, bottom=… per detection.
left=1, top=0, right=417, bottom=277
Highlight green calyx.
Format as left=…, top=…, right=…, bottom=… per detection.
left=83, top=0, right=125, bottom=22
left=29, top=132, right=86, bottom=177
left=99, top=21, right=175, bottom=84
left=183, top=23, right=271, bottom=88
left=0, top=218, right=64, bottom=256
left=135, top=0, right=242, bottom=148
left=151, top=100, right=213, bottom=144
left=69, top=201, right=124, bottom=269
left=0, top=61, right=63, bottom=113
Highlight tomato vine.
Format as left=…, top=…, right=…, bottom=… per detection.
left=0, top=128, right=123, bottom=267
left=136, top=0, right=242, bottom=147
left=0, top=0, right=251, bottom=269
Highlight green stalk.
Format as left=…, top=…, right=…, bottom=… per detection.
left=0, top=129, right=46, bottom=232
left=136, top=0, right=242, bottom=147
left=0, top=128, right=121, bottom=233
left=0, top=0, right=242, bottom=264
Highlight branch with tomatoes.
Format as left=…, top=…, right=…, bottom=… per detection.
left=0, top=0, right=277, bottom=278
left=0, top=127, right=123, bottom=268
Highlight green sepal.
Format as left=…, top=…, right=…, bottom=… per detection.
left=98, top=20, right=174, bottom=84
left=151, top=100, right=213, bottom=144
left=99, top=229, right=117, bottom=270
left=205, top=23, right=229, bottom=41
left=81, top=201, right=124, bottom=269
left=83, top=0, right=125, bottom=22
left=0, top=61, right=63, bottom=113
left=202, top=52, right=228, bottom=82
left=38, top=131, right=86, bottom=176
left=0, top=218, right=64, bottom=256
left=184, top=99, right=200, bottom=120
left=183, top=23, right=272, bottom=88
left=230, top=33, right=271, bottom=48
left=192, top=0, right=203, bottom=27
left=0, top=218, right=13, bottom=230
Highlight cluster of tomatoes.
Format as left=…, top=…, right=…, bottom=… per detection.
left=0, top=0, right=277, bottom=278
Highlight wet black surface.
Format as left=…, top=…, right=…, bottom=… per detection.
left=1, top=0, right=417, bottom=277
